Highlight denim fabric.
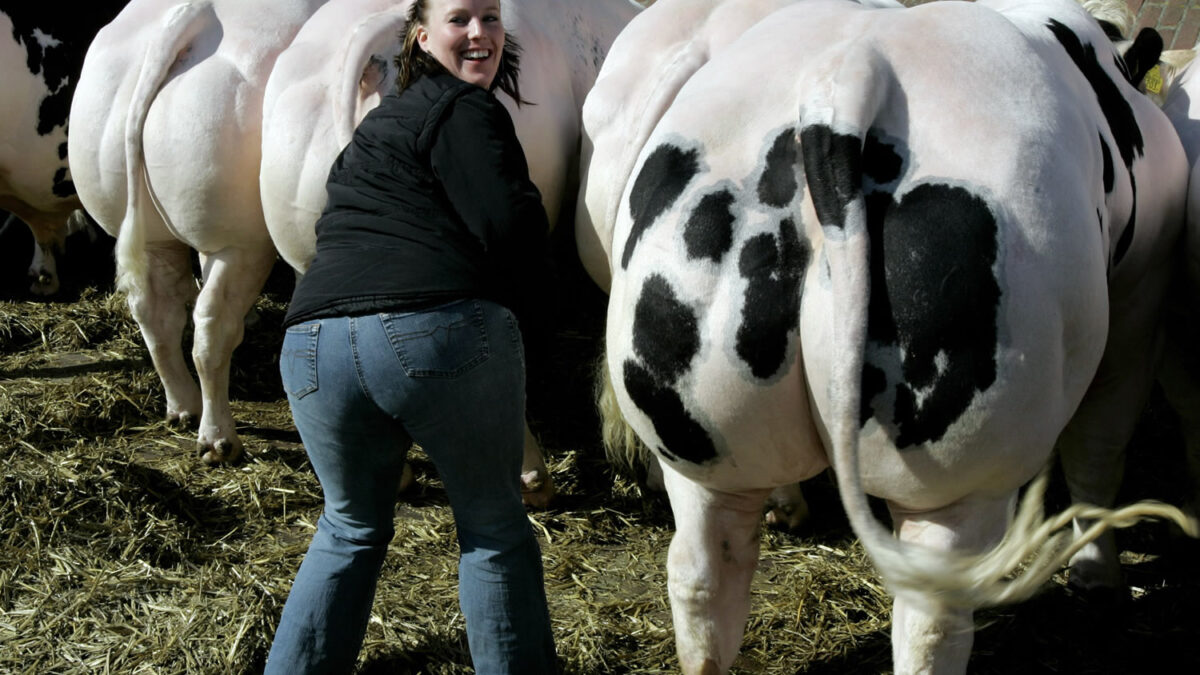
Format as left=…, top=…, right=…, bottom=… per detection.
left=265, top=299, right=556, bottom=674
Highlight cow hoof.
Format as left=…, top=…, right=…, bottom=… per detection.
left=764, top=504, right=809, bottom=532
left=521, top=468, right=555, bottom=509
left=168, top=411, right=197, bottom=430
left=200, top=438, right=243, bottom=466
left=28, top=272, right=59, bottom=296
left=398, top=462, right=415, bottom=494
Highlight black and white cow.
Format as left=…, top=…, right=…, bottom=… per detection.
left=0, top=2, right=126, bottom=295
left=579, top=0, right=1195, bottom=672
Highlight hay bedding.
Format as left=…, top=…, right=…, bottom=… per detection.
left=1, top=255, right=1198, bottom=675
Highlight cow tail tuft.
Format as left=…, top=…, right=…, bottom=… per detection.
left=116, top=1, right=213, bottom=295
left=596, top=347, right=652, bottom=479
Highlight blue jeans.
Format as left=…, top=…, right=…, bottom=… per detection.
left=265, top=299, right=556, bottom=674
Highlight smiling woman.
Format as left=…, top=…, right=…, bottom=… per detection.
left=417, top=0, right=504, bottom=89
left=262, top=0, right=557, bottom=672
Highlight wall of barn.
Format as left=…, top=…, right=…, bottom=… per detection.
left=1133, top=0, right=1200, bottom=49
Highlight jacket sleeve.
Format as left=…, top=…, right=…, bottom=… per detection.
left=429, top=89, right=554, bottom=341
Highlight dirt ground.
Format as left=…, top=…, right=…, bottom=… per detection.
left=1, top=222, right=1199, bottom=674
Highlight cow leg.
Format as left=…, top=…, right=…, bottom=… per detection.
left=129, top=240, right=202, bottom=428
left=521, top=422, right=555, bottom=508
left=1058, top=345, right=1161, bottom=591
left=19, top=213, right=68, bottom=296
left=28, top=236, right=60, bottom=296
left=191, top=244, right=277, bottom=465
left=887, top=494, right=1012, bottom=675
left=661, top=461, right=770, bottom=675
left=1157, top=307, right=1200, bottom=523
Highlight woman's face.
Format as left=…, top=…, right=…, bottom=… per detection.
left=417, top=0, right=504, bottom=89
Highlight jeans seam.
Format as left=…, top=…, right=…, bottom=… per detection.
left=348, top=316, right=376, bottom=406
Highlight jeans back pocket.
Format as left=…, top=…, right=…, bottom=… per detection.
left=381, top=300, right=489, bottom=378
left=280, top=322, right=320, bottom=399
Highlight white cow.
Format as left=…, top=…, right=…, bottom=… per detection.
left=0, top=3, right=127, bottom=295
left=259, top=0, right=643, bottom=504
left=68, top=0, right=331, bottom=464
left=581, top=0, right=1195, bottom=672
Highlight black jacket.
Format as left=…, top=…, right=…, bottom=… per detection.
left=284, top=71, right=551, bottom=334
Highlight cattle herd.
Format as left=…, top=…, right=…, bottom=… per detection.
left=4, top=0, right=1200, bottom=673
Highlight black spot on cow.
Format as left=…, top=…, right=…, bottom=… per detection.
left=622, top=360, right=718, bottom=464
left=863, top=130, right=903, bottom=186
left=863, top=183, right=1000, bottom=447
left=1047, top=20, right=1143, bottom=270
left=757, top=129, right=799, bottom=207
left=1047, top=20, right=1143, bottom=170
left=57, top=141, right=68, bottom=160
left=633, top=273, right=700, bottom=385
left=1100, top=134, right=1114, bottom=194
left=1113, top=188, right=1137, bottom=268
left=684, top=189, right=736, bottom=263
left=622, top=143, right=700, bottom=269
left=737, top=218, right=809, bottom=379
left=860, top=363, right=887, bottom=427
left=800, top=124, right=862, bottom=230
left=51, top=168, right=73, bottom=198
left=5, top=2, right=129, bottom=135
left=624, top=274, right=719, bottom=464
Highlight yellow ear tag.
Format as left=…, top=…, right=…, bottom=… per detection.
left=1144, top=65, right=1163, bottom=95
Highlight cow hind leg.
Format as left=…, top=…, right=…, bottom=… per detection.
left=661, top=462, right=771, bottom=675
left=129, top=240, right=202, bottom=428
left=192, top=244, right=277, bottom=465
left=521, top=423, right=555, bottom=508
left=887, top=494, right=1013, bottom=675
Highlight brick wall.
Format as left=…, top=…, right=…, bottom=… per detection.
left=1132, top=0, right=1200, bottom=50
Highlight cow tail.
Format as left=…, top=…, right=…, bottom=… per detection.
left=596, top=347, right=651, bottom=478
left=797, top=45, right=913, bottom=597
left=334, top=9, right=409, bottom=149
left=801, top=46, right=1198, bottom=611
left=116, top=1, right=213, bottom=294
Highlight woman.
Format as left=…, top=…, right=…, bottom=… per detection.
left=264, top=0, right=556, bottom=672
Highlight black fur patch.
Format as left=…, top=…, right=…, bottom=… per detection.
left=1100, top=134, right=1114, bottom=194
left=1048, top=19, right=1142, bottom=269
left=800, top=124, right=862, bottom=230
left=863, top=183, right=1000, bottom=447
left=622, top=143, right=700, bottom=269
left=632, top=274, right=700, bottom=383
left=622, top=360, right=717, bottom=464
left=684, top=189, right=736, bottom=263
left=863, top=131, right=903, bottom=186
left=624, top=274, right=716, bottom=463
left=5, top=2, right=128, bottom=135
left=51, top=168, right=73, bottom=198
left=1046, top=21, right=1144, bottom=169
left=736, top=218, right=809, bottom=379
left=757, top=129, right=799, bottom=207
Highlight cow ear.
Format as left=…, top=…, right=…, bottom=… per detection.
left=1122, top=27, right=1164, bottom=88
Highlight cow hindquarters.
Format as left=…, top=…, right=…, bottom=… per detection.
left=192, top=243, right=278, bottom=464
left=887, top=494, right=1014, bottom=675
left=661, top=462, right=770, bottom=675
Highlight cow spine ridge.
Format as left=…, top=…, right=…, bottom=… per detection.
left=802, top=43, right=1197, bottom=612
left=116, top=1, right=214, bottom=293
left=335, top=8, right=408, bottom=150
